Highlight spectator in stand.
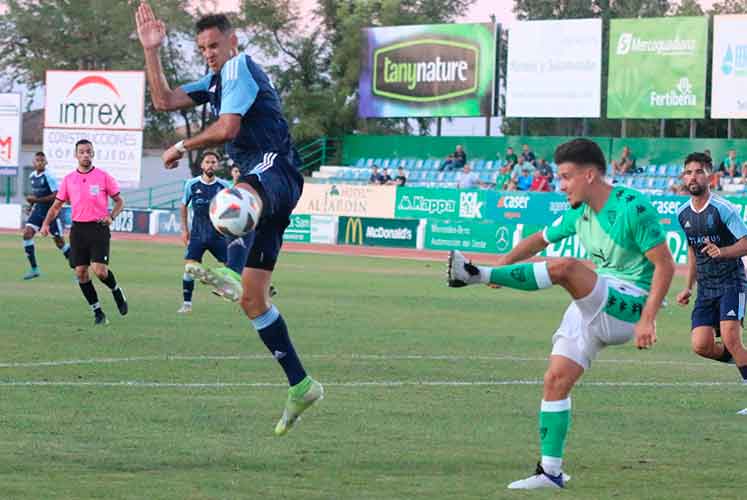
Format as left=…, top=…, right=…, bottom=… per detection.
left=456, top=163, right=488, bottom=189
left=704, top=149, right=712, bottom=161
left=529, top=167, right=552, bottom=192
left=440, top=144, right=467, bottom=171
left=394, top=167, right=407, bottom=186
left=521, top=144, right=537, bottom=166
left=369, top=165, right=382, bottom=184
left=536, top=157, right=554, bottom=184
left=379, top=167, right=393, bottom=185
left=493, top=163, right=512, bottom=191
left=723, top=149, right=740, bottom=178
left=511, top=156, right=535, bottom=182
left=503, top=146, right=518, bottom=170
left=612, top=145, right=636, bottom=175
left=515, top=166, right=534, bottom=191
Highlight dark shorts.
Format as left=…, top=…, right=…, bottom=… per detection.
left=70, top=221, right=110, bottom=267
left=27, top=205, right=62, bottom=237
left=184, top=236, right=228, bottom=263
left=238, top=150, right=303, bottom=271
left=692, top=289, right=746, bottom=331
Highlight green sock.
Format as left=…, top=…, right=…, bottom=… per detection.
left=539, top=398, right=571, bottom=474
left=289, top=376, right=312, bottom=398
left=487, top=262, right=552, bottom=291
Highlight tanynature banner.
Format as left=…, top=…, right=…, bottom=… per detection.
left=711, top=15, right=747, bottom=118
left=506, top=19, right=602, bottom=118
left=607, top=17, right=708, bottom=119
left=358, top=23, right=496, bottom=118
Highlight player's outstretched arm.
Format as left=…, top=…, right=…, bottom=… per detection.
left=135, top=2, right=195, bottom=111
left=635, top=242, right=675, bottom=349
left=495, top=231, right=549, bottom=266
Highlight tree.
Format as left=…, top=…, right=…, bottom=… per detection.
left=0, top=0, right=208, bottom=165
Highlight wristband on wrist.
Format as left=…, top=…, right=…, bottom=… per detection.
left=174, top=140, right=187, bottom=153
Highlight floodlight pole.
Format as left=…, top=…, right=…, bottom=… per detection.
left=689, top=119, right=696, bottom=139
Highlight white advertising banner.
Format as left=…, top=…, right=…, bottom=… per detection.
left=43, top=128, right=143, bottom=189
left=711, top=15, right=747, bottom=118
left=506, top=19, right=602, bottom=117
left=44, top=71, right=145, bottom=130
left=0, top=93, right=22, bottom=169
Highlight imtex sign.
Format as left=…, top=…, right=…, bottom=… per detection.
left=44, top=71, right=145, bottom=130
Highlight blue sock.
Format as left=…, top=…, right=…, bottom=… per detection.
left=60, top=243, right=71, bottom=259
left=23, top=239, right=37, bottom=269
left=183, top=273, right=194, bottom=303
left=252, top=305, right=307, bottom=386
left=227, top=234, right=253, bottom=275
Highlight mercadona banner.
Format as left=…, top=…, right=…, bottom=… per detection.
left=607, top=17, right=707, bottom=119
left=358, top=23, right=496, bottom=118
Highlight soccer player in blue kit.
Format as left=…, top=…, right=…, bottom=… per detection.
left=675, top=152, right=747, bottom=414
left=178, top=151, right=232, bottom=313
left=136, top=2, right=322, bottom=435
left=21, top=152, right=71, bottom=279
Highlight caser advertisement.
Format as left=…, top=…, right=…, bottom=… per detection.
left=359, top=23, right=496, bottom=118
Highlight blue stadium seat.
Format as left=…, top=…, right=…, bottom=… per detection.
left=423, top=159, right=433, bottom=170
left=484, top=160, right=494, bottom=170
left=646, top=165, right=657, bottom=176
left=667, top=164, right=680, bottom=177
left=655, top=177, right=668, bottom=189
left=426, top=171, right=438, bottom=181
left=633, top=177, right=646, bottom=188
left=404, top=159, right=415, bottom=170
left=365, top=158, right=374, bottom=167
left=474, top=160, right=485, bottom=171
left=656, top=165, right=667, bottom=176
left=355, top=158, right=365, bottom=167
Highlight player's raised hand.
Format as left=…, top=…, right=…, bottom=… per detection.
left=136, top=2, right=166, bottom=50
left=676, top=288, right=692, bottom=306
left=701, top=238, right=722, bottom=258
left=161, top=145, right=182, bottom=169
left=634, top=318, right=657, bottom=349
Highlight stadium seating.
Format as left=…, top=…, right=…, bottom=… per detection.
left=309, top=155, right=747, bottom=196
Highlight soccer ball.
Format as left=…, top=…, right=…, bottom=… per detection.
left=209, top=187, right=260, bottom=237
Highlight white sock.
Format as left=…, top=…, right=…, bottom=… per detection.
left=477, top=266, right=491, bottom=284
left=541, top=456, right=563, bottom=476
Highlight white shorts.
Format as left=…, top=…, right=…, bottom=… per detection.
left=551, top=275, right=648, bottom=370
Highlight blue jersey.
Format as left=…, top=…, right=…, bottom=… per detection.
left=29, top=170, right=58, bottom=211
left=182, top=176, right=230, bottom=240
left=181, top=54, right=293, bottom=167
left=678, top=194, right=747, bottom=296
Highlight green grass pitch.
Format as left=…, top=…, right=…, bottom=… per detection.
left=1, top=234, right=745, bottom=499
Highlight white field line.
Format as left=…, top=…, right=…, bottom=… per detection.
left=0, top=380, right=742, bottom=388
left=0, top=353, right=724, bottom=369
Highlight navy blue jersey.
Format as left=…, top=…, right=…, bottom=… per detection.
left=678, top=194, right=747, bottom=296
left=182, top=176, right=230, bottom=240
left=29, top=170, right=58, bottom=210
left=181, top=54, right=293, bottom=167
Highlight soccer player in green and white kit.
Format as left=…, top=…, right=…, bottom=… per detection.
left=447, top=138, right=675, bottom=489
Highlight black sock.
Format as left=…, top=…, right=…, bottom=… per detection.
left=717, top=346, right=733, bottom=363
left=738, top=365, right=747, bottom=382
left=101, top=270, right=118, bottom=290
left=251, top=306, right=307, bottom=386
left=183, top=274, right=194, bottom=302
left=79, top=280, right=100, bottom=311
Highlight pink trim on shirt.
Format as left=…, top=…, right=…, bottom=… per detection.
left=57, top=167, right=120, bottom=222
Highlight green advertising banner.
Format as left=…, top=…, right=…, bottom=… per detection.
left=425, top=219, right=541, bottom=254
left=608, top=17, right=708, bottom=118
left=338, top=216, right=419, bottom=248
left=283, top=214, right=311, bottom=243
left=359, top=23, right=496, bottom=118
left=395, top=187, right=487, bottom=220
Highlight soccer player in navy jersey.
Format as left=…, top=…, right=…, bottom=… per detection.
left=178, top=151, right=232, bottom=313
left=21, top=152, right=71, bottom=279
left=675, top=152, right=747, bottom=414
left=136, top=2, right=322, bottom=435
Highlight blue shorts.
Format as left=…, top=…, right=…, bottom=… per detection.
left=692, top=289, right=746, bottom=330
left=27, top=205, right=62, bottom=237
left=184, top=236, right=228, bottom=263
left=238, top=150, right=303, bottom=271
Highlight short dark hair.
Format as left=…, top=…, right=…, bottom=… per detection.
left=75, top=139, right=92, bottom=151
left=554, top=138, right=606, bottom=174
left=34, top=151, right=45, bottom=157
left=196, top=14, right=232, bottom=34
left=200, top=151, right=221, bottom=163
left=684, top=152, right=712, bottom=171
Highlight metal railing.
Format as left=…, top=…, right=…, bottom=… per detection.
left=124, top=181, right=184, bottom=209
left=297, top=136, right=340, bottom=173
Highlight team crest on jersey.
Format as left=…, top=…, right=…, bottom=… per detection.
left=607, top=211, right=617, bottom=225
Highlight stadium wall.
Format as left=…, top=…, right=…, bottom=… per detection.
left=343, top=135, right=747, bottom=167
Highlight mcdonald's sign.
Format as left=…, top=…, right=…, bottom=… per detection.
left=343, top=217, right=364, bottom=245
left=337, top=216, right=419, bottom=248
